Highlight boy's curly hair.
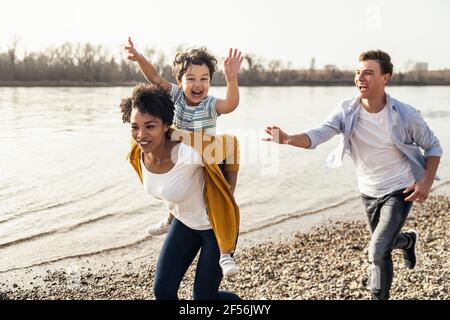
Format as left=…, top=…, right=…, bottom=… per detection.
left=120, top=83, right=174, bottom=126
left=172, top=47, right=217, bottom=83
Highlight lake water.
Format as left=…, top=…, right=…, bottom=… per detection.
left=0, top=85, right=449, bottom=272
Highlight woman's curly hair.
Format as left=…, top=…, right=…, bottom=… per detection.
left=172, top=47, right=217, bottom=83
left=120, top=83, right=174, bottom=126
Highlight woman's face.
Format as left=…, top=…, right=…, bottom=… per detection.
left=130, top=108, right=169, bottom=154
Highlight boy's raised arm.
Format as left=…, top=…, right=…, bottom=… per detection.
left=125, top=37, right=171, bottom=92
left=215, top=48, right=244, bottom=115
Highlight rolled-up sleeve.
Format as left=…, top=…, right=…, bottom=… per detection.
left=197, top=134, right=240, bottom=171
left=409, top=109, right=443, bottom=158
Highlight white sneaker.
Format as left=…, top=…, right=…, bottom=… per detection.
left=219, top=254, right=239, bottom=278
left=146, top=218, right=171, bottom=236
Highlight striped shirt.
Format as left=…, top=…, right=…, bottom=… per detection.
left=170, top=84, right=219, bottom=135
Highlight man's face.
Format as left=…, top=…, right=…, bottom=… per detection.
left=354, top=60, right=390, bottom=100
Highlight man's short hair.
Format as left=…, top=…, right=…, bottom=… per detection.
left=359, top=50, right=393, bottom=75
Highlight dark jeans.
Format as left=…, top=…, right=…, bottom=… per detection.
left=154, top=218, right=241, bottom=300
left=361, top=189, right=413, bottom=300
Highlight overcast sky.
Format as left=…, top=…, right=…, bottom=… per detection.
left=2, top=0, right=449, bottom=71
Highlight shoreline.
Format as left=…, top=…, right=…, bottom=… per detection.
left=1, top=81, right=450, bottom=88
left=1, top=187, right=449, bottom=300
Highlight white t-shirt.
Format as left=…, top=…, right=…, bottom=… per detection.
left=350, top=104, right=415, bottom=197
left=141, top=143, right=211, bottom=230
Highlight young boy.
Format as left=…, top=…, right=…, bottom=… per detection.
left=125, top=37, right=243, bottom=277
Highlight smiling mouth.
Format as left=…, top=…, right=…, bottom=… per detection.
left=358, top=85, right=367, bottom=91
left=138, top=141, right=150, bottom=147
left=191, top=90, right=203, bottom=97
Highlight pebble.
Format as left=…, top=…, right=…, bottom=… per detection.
left=2, top=195, right=448, bottom=300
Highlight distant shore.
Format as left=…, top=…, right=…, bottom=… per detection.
left=1, top=192, right=448, bottom=300
left=1, top=81, right=450, bottom=88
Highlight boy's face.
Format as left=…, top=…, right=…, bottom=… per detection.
left=354, top=60, right=390, bottom=100
left=179, top=63, right=211, bottom=106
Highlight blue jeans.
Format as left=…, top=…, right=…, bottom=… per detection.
left=154, top=218, right=241, bottom=300
left=361, top=189, right=413, bottom=300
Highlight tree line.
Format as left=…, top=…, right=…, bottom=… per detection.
left=1, top=42, right=449, bottom=86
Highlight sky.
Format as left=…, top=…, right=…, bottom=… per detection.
left=1, top=0, right=450, bottom=71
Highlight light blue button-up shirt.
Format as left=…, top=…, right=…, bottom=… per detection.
left=305, top=93, right=443, bottom=182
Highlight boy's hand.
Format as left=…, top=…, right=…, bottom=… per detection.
left=224, top=48, right=243, bottom=81
left=125, top=37, right=142, bottom=61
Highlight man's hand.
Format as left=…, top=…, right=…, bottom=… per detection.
left=263, top=126, right=291, bottom=144
left=125, top=37, right=142, bottom=61
left=404, top=180, right=432, bottom=203
left=224, top=48, right=243, bottom=81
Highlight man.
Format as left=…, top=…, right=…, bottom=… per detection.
left=263, top=50, right=442, bottom=300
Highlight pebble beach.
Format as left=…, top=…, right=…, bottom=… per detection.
left=1, top=195, right=448, bottom=300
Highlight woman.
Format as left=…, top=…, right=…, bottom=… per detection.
left=120, top=83, right=241, bottom=300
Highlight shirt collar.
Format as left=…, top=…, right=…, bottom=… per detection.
left=345, top=96, right=361, bottom=113
left=348, top=92, right=396, bottom=113
left=385, top=93, right=397, bottom=111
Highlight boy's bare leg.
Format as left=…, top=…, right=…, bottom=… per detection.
left=223, top=170, right=238, bottom=194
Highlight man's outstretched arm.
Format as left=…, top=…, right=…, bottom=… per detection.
left=263, top=126, right=311, bottom=149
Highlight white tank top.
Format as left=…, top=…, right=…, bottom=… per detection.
left=141, top=143, right=211, bottom=230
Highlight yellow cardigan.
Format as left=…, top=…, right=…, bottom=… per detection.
left=127, top=128, right=240, bottom=253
